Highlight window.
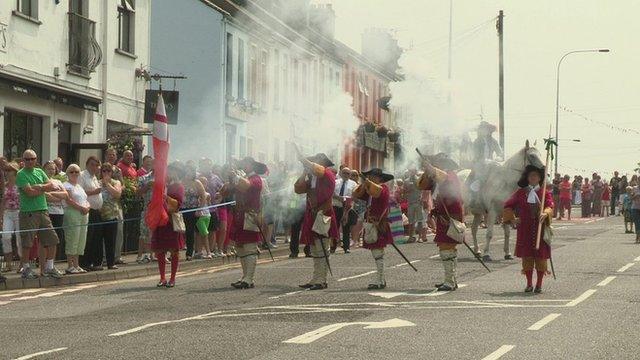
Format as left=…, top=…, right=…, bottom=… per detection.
left=273, top=138, right=280, bottom=162
left=117, top=0, right=135, bottom=54
left=238, top=38, right=245, bottom=100
left=3, top=110, right=43, bottom=161
left=273, top=49, right=279, bottom=107
left=68, top=0, right=100, bottom=76
left=282, top=54, right=289, bottom=111
left=239, top=136, right=246, bottom=158
left=16, top=0, right=38, bottom=20
left=226, top=33, right=233, bottom=98
left=293, top=59, right=299, bottom=112
left=249, top=45, right=257, bottom=103
left=260, top=50, right=268, bottom=107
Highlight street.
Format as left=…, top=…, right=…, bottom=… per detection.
left=2, top=215, right=638, bottom=360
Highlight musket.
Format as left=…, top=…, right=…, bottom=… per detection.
left=256, top=224, right=275, bottom=262
left=391, top=243, right=418, bottom=272
left=293, top=142, right=333, bottom=277
left=415, top=147, right=490, bottom=272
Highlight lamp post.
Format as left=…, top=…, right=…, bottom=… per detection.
left=554, top=49, right=609, bottom=175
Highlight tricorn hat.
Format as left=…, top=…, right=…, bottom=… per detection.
left=427, top=153, right=459, bottom=171
left=362, top=168, right=394, bottom=183
left=241, top=156, right=268, bottom=175
left=307, top=153, right=334, bottom=168
left=478, top=121, right=497, bottom=133
left=517, top=164, right=545, bottom=188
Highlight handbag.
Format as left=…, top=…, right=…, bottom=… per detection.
left=543, top=224, right=553, bottom=245
left=442, top=203, right=465, bottom=244
left=243, top=212, right=261, bottom=232
left=171, top=212, right=186, bottom=233
left=312, top=211, right=332, bottom=237
left=363, top=207, right=388, bottom=245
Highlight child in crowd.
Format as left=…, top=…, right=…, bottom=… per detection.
left=601, top=182, right=611, bottom=217
left=622, top=186, right=634, bottom=234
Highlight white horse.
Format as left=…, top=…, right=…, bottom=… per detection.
left=458, top=140, right=545, bottom=261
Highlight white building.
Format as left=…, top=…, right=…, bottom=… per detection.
left=0, top=0, right=149, bottom=164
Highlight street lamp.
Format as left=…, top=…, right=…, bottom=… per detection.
left=554, top=49, right=609, bottom=175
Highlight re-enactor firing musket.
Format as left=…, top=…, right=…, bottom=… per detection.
left=358, top=171, right=418, bottom=272
left=416, top=148, right=491, bottom=273
left=294, top=144, right=333, bottom=277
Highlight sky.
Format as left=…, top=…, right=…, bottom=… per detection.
left=330, top=0, right=640, bottom=178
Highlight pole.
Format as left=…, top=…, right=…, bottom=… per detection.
left=447, top=0, right=453, bottom=103
left=553, top=48, right=610, bottom=175
left=554, top=58, right=561, bottom=176
left=497, top=10, right=505, bottom=152
left=536, top=126, right=553, bottom=250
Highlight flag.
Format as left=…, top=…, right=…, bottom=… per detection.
left=145, top=93, right=170, bottom=231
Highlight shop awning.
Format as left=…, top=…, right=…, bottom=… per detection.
left=0, top=70, right=101, bottom=112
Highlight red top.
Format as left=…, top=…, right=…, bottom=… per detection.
left=559, top=180, right=572, bottom=200
left=356, top=184, right=394, bottom=249
left=118, top=161, right=138, bottom=179
left=230, top=174, right=263, bottom=245
left=424, top=171, right=464, bottom=245
left=299, top=168, right=339, bottom=245
left=602, top=185, right=611, bottom=201
left=136, top=167, right=149, bottom=177
left=151, top=182, right=185, bottom=251
left=503, top=187, right=554, bottom=259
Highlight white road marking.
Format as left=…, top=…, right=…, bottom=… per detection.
left=597, top=276, right=616, bottom=287
left=337, top=271, right=376, bottom=282
left=617, top=263, right=635, bottom=273
left=283, top=318, right=415, bottom=344
left=109, top=311, right=223, bottom=336
left=481, top=345, right=515, bottom=360
left=9, top=284, right=97, bottom=301
left=269, top=290, right=306, bottom=300
left=392, top=260, right=422, bottom=268
left=368, top=284, right=468, bottom=299
left=429, top=254, right=440, bottom=259
left=527, top=313, right=561, bottom=330
left=0, top=289, right=43, bottom=298
left=635, top=255, right=640, bottom=262
left=566, top=289, right=597, bottom=307
left=13, top=347, right=68, bottom=360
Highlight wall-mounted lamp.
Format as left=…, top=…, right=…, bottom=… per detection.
left=53, top=121, right=60, bottom=129
left=83, top=125, right=94, bottom=135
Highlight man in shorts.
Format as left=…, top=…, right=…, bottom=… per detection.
left=17, top=150, right=63, bottom=279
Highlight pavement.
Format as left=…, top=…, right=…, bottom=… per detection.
left=3, top=215, right=639, bottom=360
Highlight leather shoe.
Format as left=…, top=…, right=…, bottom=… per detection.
left=309, top=283, right=328, bottom=291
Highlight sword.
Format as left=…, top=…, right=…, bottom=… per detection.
left=390, top=243, right=418, bottom=272
left=462, top=239, right=491, bottom=272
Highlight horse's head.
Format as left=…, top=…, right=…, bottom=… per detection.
left=524, top=140, right=545, bottom=169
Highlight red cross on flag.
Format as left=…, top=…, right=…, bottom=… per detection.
left=145, top=93, right=170, bottom=231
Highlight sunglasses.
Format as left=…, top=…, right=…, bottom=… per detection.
left=101, top=169, right=112, bottom=173
left=68, top=171, right=79, bottom=174
left=24, top=158, right=37, bottom=161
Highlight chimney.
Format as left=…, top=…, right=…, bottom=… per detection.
left=361, top=28, right=403, bottom=73
left=309, top=2, right=336, bottom=39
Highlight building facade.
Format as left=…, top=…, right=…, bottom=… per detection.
left=151, top=0, right=403, bottom=170
left=0, top=0, right=150, bottom=164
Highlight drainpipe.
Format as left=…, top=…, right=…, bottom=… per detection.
left=100, top=0, right=109, bottom=142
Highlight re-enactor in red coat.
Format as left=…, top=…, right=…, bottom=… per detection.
left=228, top=157, right=267, bottom=289
left=353, top=168, right=395, bottom=289
left=418, top=153, right=464, bottom=292
left=295, top=153, right=338, bottom=291
left=503, top=165, right=554, bottom=294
